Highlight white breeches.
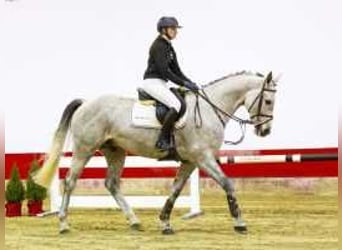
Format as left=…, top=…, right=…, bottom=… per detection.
left=140, top=79, right=181, bottom=113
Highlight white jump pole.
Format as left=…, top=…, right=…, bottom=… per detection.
left=38, top=156, right=202, bottom=218
left=182, top=168, right=203, bottom=219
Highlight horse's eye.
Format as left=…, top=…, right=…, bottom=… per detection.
left=265, top=100, right=272, bottom=105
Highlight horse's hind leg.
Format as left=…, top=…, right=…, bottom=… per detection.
left=59, top=148, right=93, bottom=234
left=101, top=145, right=141, bottom=230
left=159, top=161, right=196, bottom=234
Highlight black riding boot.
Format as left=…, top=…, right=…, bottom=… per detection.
left=156, top=108, right=178, bottom=151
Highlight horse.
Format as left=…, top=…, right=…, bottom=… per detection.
left=33, top=70, right=279, bottom=234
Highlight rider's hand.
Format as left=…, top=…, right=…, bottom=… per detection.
left=184, top=81, right=200, bottom=92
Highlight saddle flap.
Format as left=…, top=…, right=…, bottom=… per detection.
left=132, top=102, right=161, bottom=128
left=131, top=102, right=188, bottom=130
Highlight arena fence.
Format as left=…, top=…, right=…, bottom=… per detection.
left=5, top=147, right=337, bottom=217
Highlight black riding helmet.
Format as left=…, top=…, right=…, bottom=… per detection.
left=157, top=16, right=182, bottom=33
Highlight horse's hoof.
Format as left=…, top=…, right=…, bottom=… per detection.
left=130, top=223, right=143, bottom=231
left=234, top=225, right=248, bottom=234
left=162, top=227, right=175, bottom=235
left=59, top=227, right=70, bottom=234
left=59, top=222, right=70, bottom=234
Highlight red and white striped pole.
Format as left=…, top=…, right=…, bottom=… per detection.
left=221, top=153, right=337, bottom=164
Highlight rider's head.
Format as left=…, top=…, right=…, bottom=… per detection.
left=157, top=16, right=182, bottom=40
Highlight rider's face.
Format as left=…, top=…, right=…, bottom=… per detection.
left=165, top=27, right=178, bottom=40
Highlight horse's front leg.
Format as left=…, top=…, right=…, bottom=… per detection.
left=197, top=153, right=247, bottom=234
left=159, top=161, right=196, bottom=235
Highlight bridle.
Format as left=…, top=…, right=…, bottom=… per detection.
left=246, top=80, right=277, bottom=127
left=193, top=76, right=276, bottom=145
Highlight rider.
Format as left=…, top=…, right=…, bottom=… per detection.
left=142, top=16, right=199, bottom=151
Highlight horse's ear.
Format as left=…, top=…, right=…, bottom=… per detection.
left=266, top=71, right=273, bottom=83
left=273, top=73, right=282, bottom=83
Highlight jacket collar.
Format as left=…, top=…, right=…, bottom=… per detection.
left=157, top=35, right=171, bottom=45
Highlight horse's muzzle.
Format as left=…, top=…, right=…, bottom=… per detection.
left=260, top=128, right=271, bottom=137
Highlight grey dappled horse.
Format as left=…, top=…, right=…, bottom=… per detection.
left=33, top=71, right=279, bottom=234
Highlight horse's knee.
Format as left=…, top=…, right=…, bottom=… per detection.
left=104, top=178, right=112, bottom=190
left=63, top=177, right=76, bottom=193
left=222, top=178, right=235, bottom=194
left=171, top=184, right=183, bottom=197
left=105, top=177, right=119, bottom=193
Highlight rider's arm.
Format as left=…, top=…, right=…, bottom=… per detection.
left=153, top=42, right=186, bottom=86
left=172, top=53, right=191, bottom=82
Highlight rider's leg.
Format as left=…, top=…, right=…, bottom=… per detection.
left=156, top=107, right=178, bottom=150
left=141, top=79, right=181, bottom=113
left=141, top=79, right=181, bottom=150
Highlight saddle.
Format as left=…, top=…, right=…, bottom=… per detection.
left=137, top=87, right=187, bottom=124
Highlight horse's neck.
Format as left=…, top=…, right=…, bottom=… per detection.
left=202, top=75, right=261, bottom=121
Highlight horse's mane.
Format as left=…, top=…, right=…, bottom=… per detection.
left=203, top=70, right=264, bottom=87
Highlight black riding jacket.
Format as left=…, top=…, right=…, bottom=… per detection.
left=143, top=36, right=191, bottom=86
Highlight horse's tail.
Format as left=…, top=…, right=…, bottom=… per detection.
left=32, top=99, right=84, bottom=188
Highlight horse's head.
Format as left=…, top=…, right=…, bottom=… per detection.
left=244, top=71, right=279, bottom=137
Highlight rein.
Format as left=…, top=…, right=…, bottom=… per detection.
left=192, top=77, right=275, bottom=145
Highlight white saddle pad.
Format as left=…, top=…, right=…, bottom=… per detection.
left=131, top=102, right=187, bottom=129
